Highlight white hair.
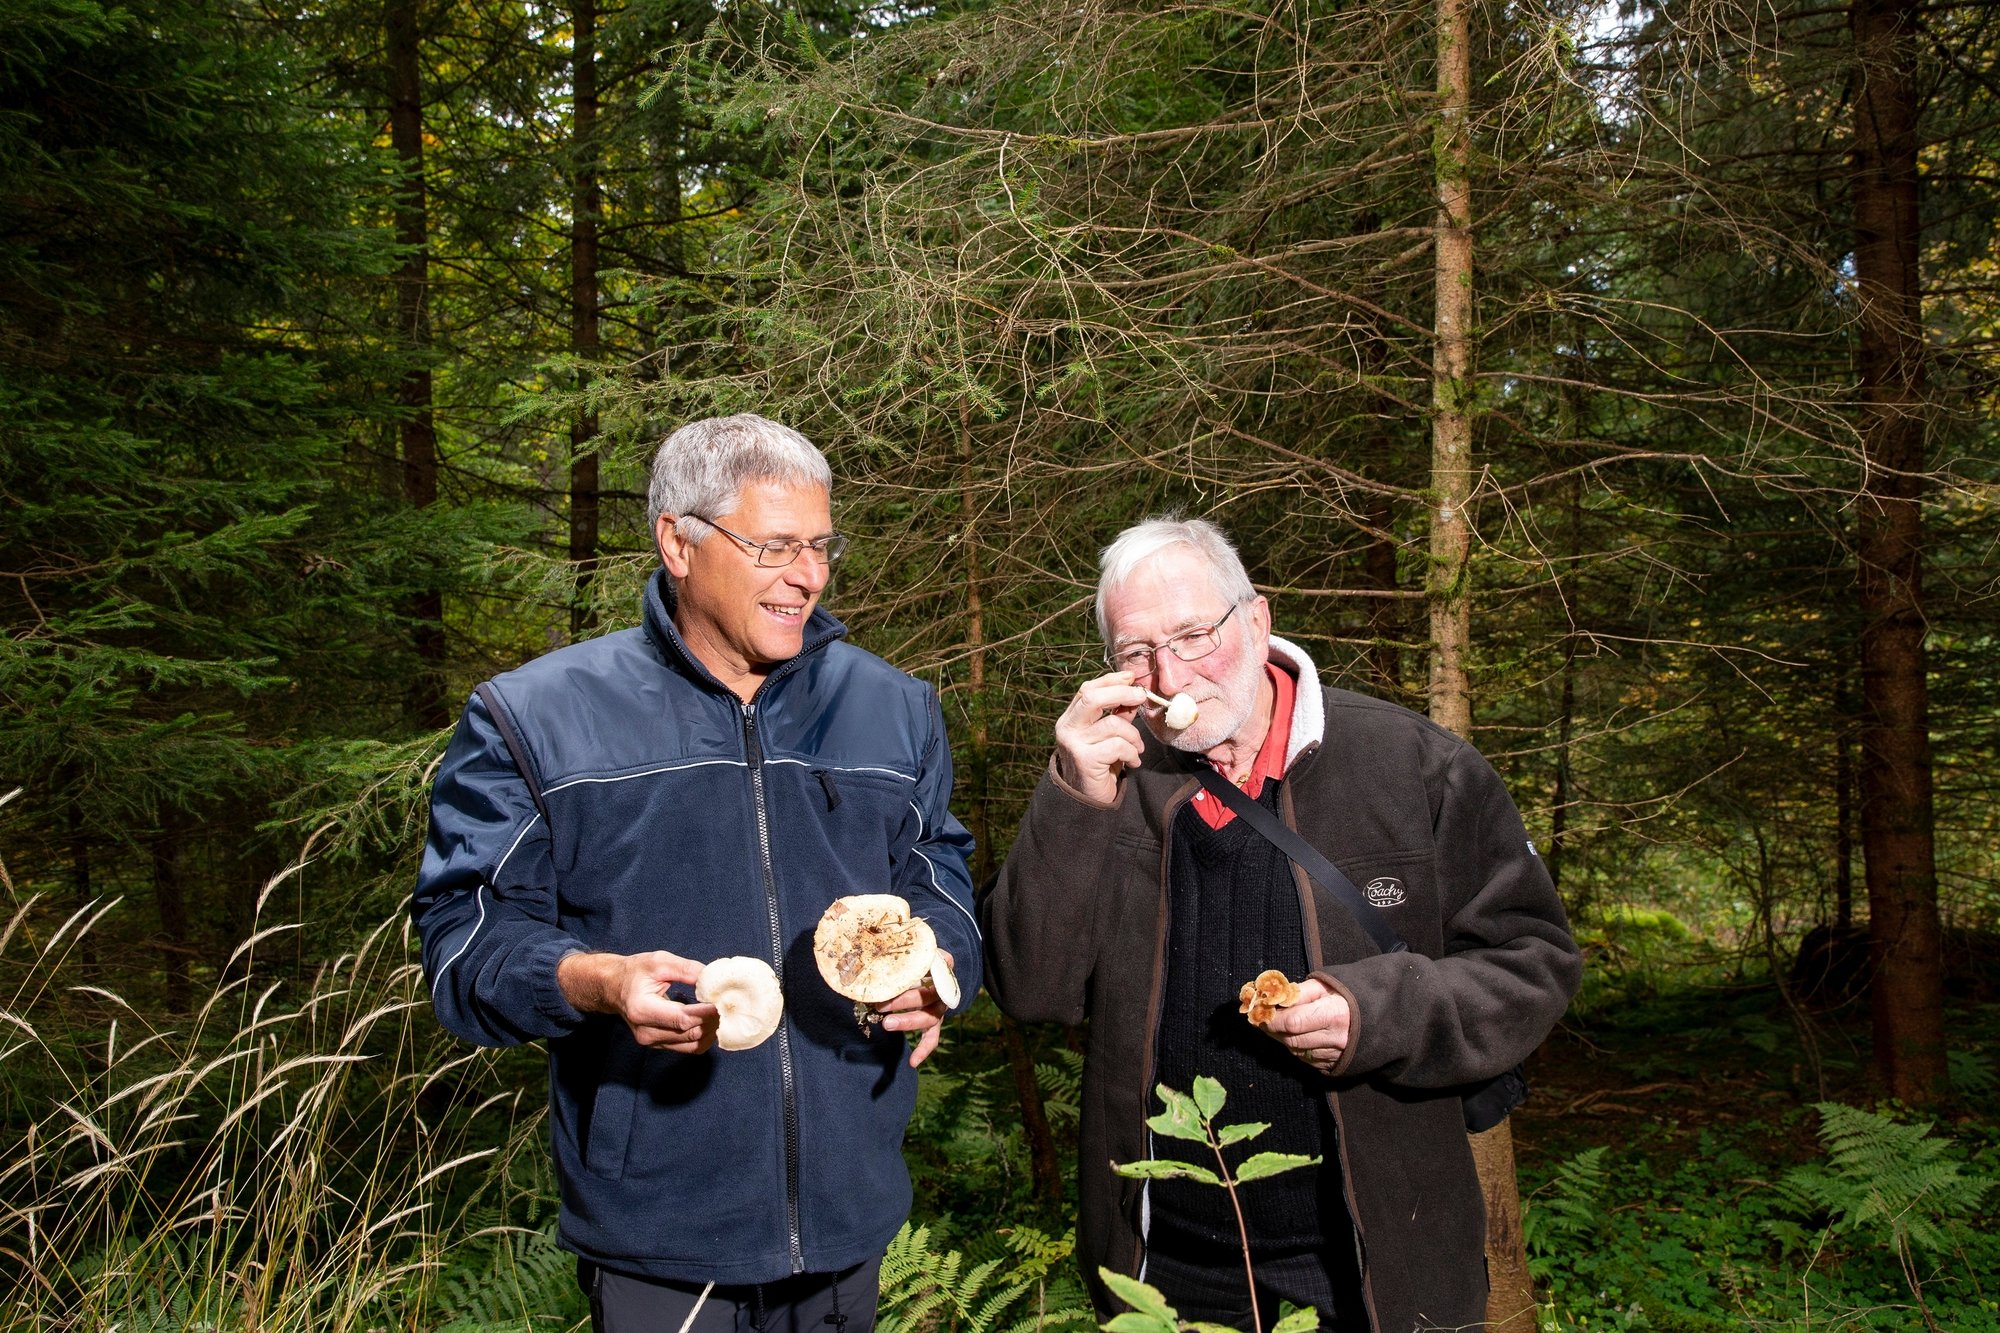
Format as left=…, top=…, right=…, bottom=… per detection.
left=1095, top=515, right=1256, bottom=645
left=646, top=414, right=832, bottom=543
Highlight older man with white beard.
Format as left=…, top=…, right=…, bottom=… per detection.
left=980, top=516, right=1580, bottom=1333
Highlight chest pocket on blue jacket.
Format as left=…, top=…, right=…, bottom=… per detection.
left=772, top=765, right=916, bottom=890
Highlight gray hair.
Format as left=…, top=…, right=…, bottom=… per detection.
left=1095, top=515, right=1257, bottom=645
left=646, top=414, right=833, bottom=542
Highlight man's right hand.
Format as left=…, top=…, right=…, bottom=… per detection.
left=558, top=949, right=718, bottom=1053
left=1053, top=671, right=1149, bottom=805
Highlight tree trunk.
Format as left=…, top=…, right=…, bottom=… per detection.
left=1547, top=474, right=1581, bottom=903
left=1429, top=0, right=1535, bottom=1322
left=960, top=405, right=1064, bottom=1206
left=1426, top=0, right=1475, bottom=744
left=959, top=406, right=992, bottom=876
left=569, top=0, right=602, bottom=641
left=1850, top=0, right=1947, bottom=1105
left=1548, top=649, right=1576, bottom=901
left=1834, top=673, right=1854, bottom=931
left=387, top=0, right=447, bottom=728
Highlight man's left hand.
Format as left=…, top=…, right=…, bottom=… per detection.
left=875, top=950, right=954, bottom=1068
left=1254, top=977, right=1349, bottom=1074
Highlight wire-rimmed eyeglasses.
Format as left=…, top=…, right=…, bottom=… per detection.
left=687, top=514, right=849, bottom=568
left=1103, top=602, right=1242, bottom=677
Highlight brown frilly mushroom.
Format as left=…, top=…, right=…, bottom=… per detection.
left=1238, top=968, right=1302, bottom=1026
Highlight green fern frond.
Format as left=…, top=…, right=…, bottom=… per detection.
left=435, top=1219, right=586, bottom=1330
left=1773, top=1102, right=1993, bottom=1260
left=1525, top=1145, right=1610, bottom=1282
left=879, top=1222, right=1094, bottom=1333
left=1524, top=1145, right=1608, bottom=1258
left=1037, top=1049, right=1084, bottom=1110
left=1947, top=1047, right=1996, bottom=1100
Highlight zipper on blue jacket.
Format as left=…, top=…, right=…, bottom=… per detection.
left=743, top=701, right=806, bottom=1274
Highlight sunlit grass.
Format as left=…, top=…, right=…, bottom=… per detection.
left=0, top=881, right=554, bottom=1331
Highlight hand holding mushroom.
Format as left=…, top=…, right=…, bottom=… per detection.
left=814, top=894, right=960, bottom=1069
left=556, top=948, right=719, bottom=1053
left=1052, top=671, right=1149, bottom=804
left=1239, top=969, right=1351, bottom=1074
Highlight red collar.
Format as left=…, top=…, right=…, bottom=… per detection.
left=1189, top=662, right=1294, bottom=830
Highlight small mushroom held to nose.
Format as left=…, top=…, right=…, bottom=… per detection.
left=1142, top=688, right=1200, bottom=730
left=695, top=955, right=784, bottom=1051
left=813, top=894, right=960, bottom=1028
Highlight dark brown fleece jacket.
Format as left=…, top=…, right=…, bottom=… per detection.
left=979, top=640, right=1582, bottom=1333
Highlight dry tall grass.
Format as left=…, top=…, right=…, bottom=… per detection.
left=0, top=872, right=557, bottom=1331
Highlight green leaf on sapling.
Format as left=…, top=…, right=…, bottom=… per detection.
left=1113, top=1159, right=1223, bottom=1185
left=1215, top=1121, right=1269, bottom=1145
left=1101, top=1269, right=1179, bottom=1330
left=1271, top=1305, right=1320, bottom=1333
left=1105, top=1316, right=1178, bottom=1333
left=1146, top=1111, right=1209, bottom=1143
left=1234, top=1152, right=1321, bottom=1183
left=1191, top=1075, right=1226, bottom=1120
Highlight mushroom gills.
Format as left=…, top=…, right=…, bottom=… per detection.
left=695, top=956, right=784, bottom=1051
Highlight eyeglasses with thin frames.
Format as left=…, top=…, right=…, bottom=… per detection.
left=686, top=514, right=849, bottom=568
left=1104, top=602, right=1243, bottom=677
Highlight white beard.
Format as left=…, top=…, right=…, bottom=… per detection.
left=1151, top=641, right=1269, bottom=754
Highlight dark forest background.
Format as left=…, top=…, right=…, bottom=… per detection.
left=2, top=0, right=1998, bottom=1327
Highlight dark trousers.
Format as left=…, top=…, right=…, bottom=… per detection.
left=1142, top=1237, right=1357, bottom=1332
left=580, top=1255, right=881, bottom=1333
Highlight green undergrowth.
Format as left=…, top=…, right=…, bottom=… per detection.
left=1519, top=975, right=2000, bottom=1332
left=1523, top=1110, right=2000, bottom=1330
left=9, top=878, right=2000, bottom=1332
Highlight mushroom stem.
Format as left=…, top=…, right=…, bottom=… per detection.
left=1142, top=688, right=1174, bottom=708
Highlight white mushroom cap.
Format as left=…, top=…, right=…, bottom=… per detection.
left=814, top=894, right=940, bottom=1005
left=695, top=956, right=783, bottom=1051
left=1164, top=693, right=1200, bottom=730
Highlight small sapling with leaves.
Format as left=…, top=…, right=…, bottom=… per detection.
left=1104, top=1077, right=1321, bottom=1333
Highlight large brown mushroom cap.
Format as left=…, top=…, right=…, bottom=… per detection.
left=696, top=955, right=784, bottom=1051
left=813, top=894, right=940, bottom=1005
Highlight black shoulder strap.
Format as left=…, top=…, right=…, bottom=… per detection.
left=475, top=681, right=552, bottom=828
left=1187, top=763, right=1407, bottom=957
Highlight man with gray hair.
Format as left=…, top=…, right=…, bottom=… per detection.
left=414, top=414, right=980, bottom=1333
left=981, top=516, right=1579, bottom=1332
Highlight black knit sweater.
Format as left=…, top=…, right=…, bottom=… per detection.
left=1150, top=780, right=1347, bottom=1255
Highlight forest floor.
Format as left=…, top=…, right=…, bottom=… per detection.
left=1523, top=977, right=2000, bottom=1166
left=1512, top=979, right=2000, bottom=1331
